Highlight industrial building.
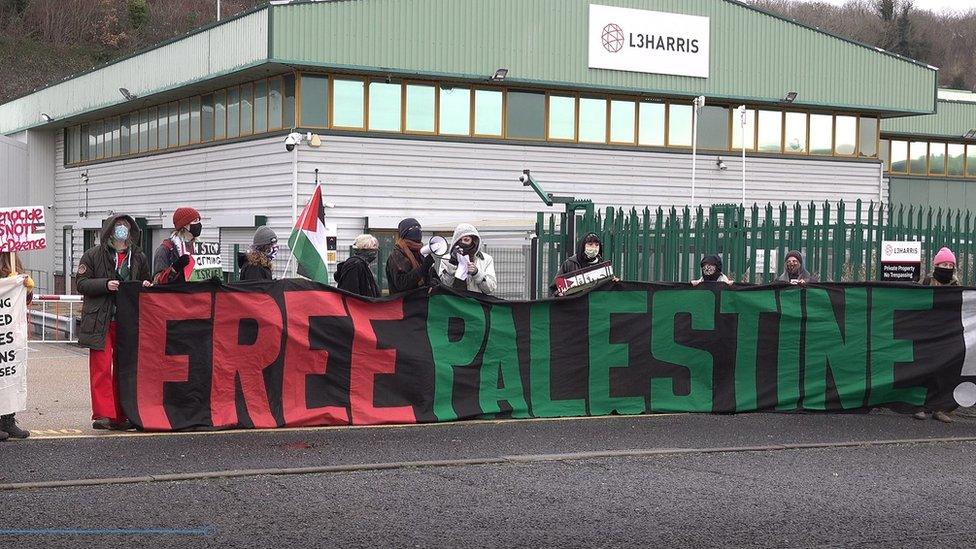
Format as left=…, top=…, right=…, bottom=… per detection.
left=1, top=0, right=972, bottom=295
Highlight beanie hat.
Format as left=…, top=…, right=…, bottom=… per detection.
left=173, top=207, right=200, bottom=230
left=933, top=246, right=956, bottom=267
left=397, top=217, right=422, bottom=241
left=252, top=226, right=278, bottom=247
left=785, top=250, right=803, bottom=264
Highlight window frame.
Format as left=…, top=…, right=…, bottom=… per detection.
left=330, top=77, right=367, bottom=131
left=403, top=80, right=438, bottom=136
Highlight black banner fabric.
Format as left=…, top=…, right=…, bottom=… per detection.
left=113, top=280, right=976, bottom=431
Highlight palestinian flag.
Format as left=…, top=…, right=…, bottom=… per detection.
left=288, top=184, right=330, bottom=283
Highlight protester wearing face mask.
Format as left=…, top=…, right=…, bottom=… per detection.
left=913, top=246, right=960, bottom=423
left=0, top=253, right=35, bottom=440
left=335, top=234, right=380, bottom=298
left=385, top=218, right=435, bottom=295
left=691, top=255, right=734, bottom=286
left=777, top=250, right=818, bottom=284
left=77, top=214, right=152, bottom=430
left=238, top=226, right=279, bottom=281
left=550, top=233, right=605, bottom=296
left=438, top=223, right=497, bottom=295
left=153, top=207, right=203, bottom=285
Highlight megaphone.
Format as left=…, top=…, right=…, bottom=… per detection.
left=420, top=235, right=449, bottom=258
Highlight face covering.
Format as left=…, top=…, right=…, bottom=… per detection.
left=267, top=244, right=279, bottom=262
left=113, top=224, right=129, bottom=242
left=933, top=266, right=954, bottom=284
left=189, top=223, right=203, bottom=238
left=356, top=249, right=378, bottom=264
left=584, top=244, right=600, bottom=260
left=459, top=238, right=477, bottom=255
left=702, top=264, right=720, bottom=281
left=402, top=226, right=422, bottom=242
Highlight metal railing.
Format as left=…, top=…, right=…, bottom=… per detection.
left=28, top=295, right=81, bottom=343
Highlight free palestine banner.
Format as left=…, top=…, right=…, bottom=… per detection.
left=114, top=280, right=976, bottom=431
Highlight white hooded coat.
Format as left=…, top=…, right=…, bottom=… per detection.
left=438, top=223, right=497, bottom=295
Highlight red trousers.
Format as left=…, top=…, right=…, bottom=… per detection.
left=89, top=321, right=126, bottom=422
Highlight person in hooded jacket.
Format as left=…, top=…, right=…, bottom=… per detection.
left=777, top=250, right=818, bottom=284
left=438, top=223, right=497, bottom=295
left=238, top=226, right=278, bottom=281
left=550, top=232, right=605, bottom=296
left=153, top=206, right=202, bottom=285
left=335, top=234, right=380, bottom=298
left=691, top=255, right=734, bottom=285
left=914, top=246, right=960, bottom=423
left=385, top=217, right=434, bottom=295
left=77, top=214, right=152, bottom=430
left=0, top=254, right=34, bottom=440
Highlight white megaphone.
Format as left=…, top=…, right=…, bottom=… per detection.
left=420, top=235, right=449, bottom=259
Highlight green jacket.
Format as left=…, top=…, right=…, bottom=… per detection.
left=76, top=214, right=151, bottom=350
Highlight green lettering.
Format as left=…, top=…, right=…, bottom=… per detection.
left=803, top=288, right=868, bottom=409
left=650, top=290, right=715, bottom=412
left=479, top=306, right=529, bottom=418
left=588, top=291, right=647, bottom=415
left=868, top=287, right=932, bottom=406
left=528, top=303, right=585, bottom=417
left=427, top=295, right=487, bottom=422
left=720, top=290, right=778, bottom=411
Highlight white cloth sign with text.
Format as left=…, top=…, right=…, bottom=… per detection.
left=0, top=277, right=28, bottom=415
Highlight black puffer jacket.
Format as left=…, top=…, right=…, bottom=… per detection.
left=76, top=214, right=151, bottom=350
left=335, top=255, right=380, bottom=297
left=550, top=233, right=604, bottom=296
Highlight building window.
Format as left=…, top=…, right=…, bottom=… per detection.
left=638, top=101, right=665, bottom=146
left=879, top=139, right=889, bottom=171
left=268, top=77, right=283, bottom=131
left=190, top=96, right=202, bottom=143
left=731, top=108, right=756, bottom=150
left=858, top=117, right=878, bottom=157
left=201, top=94, right=215, bottom=143
left=332, top=79, right=365, bottom=129
left=119, top=117, right=130, bottom=156
left=300, top=74, right=329, bottom=127
left=889, top=140, right=908, bottom=173
left=697, top=105, right=728, bottom=150
left=282, top=74, right=296, bottom=128
left=757, top=110, right=782, bottom=152
left=948, top=143, right=965, bottom=176
left=506, top=90, right=544, bottom=140
left=93, top=119, right=103, bottom=159
left=179, top=99, right=191, bottom=146
left=834, top=115, right=856, bottom=155
left=158, top=105, right=169, bottom=149
left=405, top=83, right=435, bottom=133
left=227, top=87, right=240, bottom=138
left=609, top=99, right=635, bottom=144
left=129, top=112, right=140, bottom=153
left=109, top=116, right=120, bottom=157
left=438, top=86, right=470, bottom=135
left=147, top=107, right=158, bottom=151
left=967, top=145, right=976, bottom=177
left=214, top=90, right=226, bottom=140
left=138, top=110, right=148, bottom=153
left=167, top=102, right=179, bottom=147
left=784, top=112, right=807, bottom=153
left=909, top=141, right=927, bottom=174
left=578, top=97, right=607, bottom=143
left=547, top=95, right=575, bottom=141
left=240, top=83, right=254, bottom=135
left=928, top=142, right=946, bottom=175
left=368, top=81, right=402, bottom=132
left=809, top=114, right=832, bottom=155
left=253, top=79, right=268, bottom=134
left=667, top=103, right=692, bottom=147
left=474, top=89, right=502, bottom=136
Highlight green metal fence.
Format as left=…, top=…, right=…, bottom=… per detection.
left=535, top=201, right=976, bottom=292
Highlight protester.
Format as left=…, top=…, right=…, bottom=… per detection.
left=777, top=250, right=818, bottom=284
left=691, top=255, right=734, bottom=285
left=77, top=214, right=152, bottom=431
left=914, top=246, right=960, bottom=423
left=0, top=254, right=34, bottom=440
left=438, top=223, right=497, bottom=295
left=153, top=206, right=201, bottom=285
left=385, top=217, right=434, bottom=294
left=550, top=232, right=605, bottom=296
left=237, top=226, right=278, bottom=281
left=335, top=234, right=380, bottom=297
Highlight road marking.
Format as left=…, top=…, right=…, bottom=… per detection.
left=23, top=412, right=683, bottom=440
left=2, top=436, right=975, bottom=491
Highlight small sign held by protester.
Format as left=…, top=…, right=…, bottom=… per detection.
left=554, top=261, right=613, bottom=296
left=0, top=206, right=46, bottom=253
left=190, top=241, right=222, bottom=281
left=880, top=241, right=921, bottom=282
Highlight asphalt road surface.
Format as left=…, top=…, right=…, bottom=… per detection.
left=4, top=344, right=976, bottom=548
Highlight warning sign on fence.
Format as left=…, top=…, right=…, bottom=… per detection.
left=0, top=206, right=46, bottom=253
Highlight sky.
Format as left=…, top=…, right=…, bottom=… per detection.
left=790, top=0, right=976, bottom=13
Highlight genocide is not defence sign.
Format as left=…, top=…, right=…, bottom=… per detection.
left=0, top=206, right=46, bottom=253
left=113, top=280, right=976, bottom=431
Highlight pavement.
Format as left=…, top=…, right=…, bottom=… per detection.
left=6, top=343, right=976, bottom=548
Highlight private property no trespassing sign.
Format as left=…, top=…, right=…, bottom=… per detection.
left=0, top=206, right=46, bottom=253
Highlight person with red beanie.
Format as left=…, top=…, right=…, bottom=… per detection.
left=152, top=206, right=202, bottom=285
left=914, top=246, right=959, bottom=423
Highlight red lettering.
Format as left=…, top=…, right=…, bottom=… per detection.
left=211, top=293, right=283, bottom=428
left=347, top=297, right=416, bottom=425
left=282, top=291, right=349, bottom=427
left=136, top=292, right=212, bottom=431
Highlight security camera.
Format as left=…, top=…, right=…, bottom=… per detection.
left=284, top=132, right=302, bottom=152
left=518, top=174, right=528, bottom=184
left=716, top=158, right=728, bottom=171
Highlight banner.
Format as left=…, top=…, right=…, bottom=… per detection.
left=0, top=277, right=28, bottom=415
left=115, top=280, right=976, bottom=431
left=0, top=206, right=46, bottom=252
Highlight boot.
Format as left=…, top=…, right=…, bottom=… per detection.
left=933, top=411, right=953, bottom=424
left=0, top=414, right=29, bottom=439
left=0, top=429, right=8, bottom=442
left=913, top=410, right=927, bottom=420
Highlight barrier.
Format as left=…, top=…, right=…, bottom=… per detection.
left=28, top=295, right=81, bottom=343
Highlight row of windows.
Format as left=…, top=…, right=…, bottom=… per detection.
left=881, top=139, right=976, bottom=178
left=298, top=72, right=880, bottom=157
left=65, top=74, right=296, bottom=164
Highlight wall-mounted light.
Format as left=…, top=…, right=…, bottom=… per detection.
left=491, top=68, right=509, bottom=82
left=782, top=91, right=798, bottom=103
left=40, top=113, right=53, bottom=123
left=716, top=157, right=728, bottom=171
left=964, top=129, right=976, bottom=140
left=119, top=87, right=137, bottom=101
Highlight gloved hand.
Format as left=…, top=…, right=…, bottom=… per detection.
left=173, top=254, right=191, bottom=270
left=22, top=275, right=35, bottom=291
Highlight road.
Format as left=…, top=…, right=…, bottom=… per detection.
left=3, top=344, right=976, bottom=548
